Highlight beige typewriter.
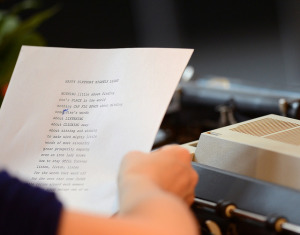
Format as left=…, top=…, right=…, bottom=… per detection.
left=184, top=114, right=300, bottom=235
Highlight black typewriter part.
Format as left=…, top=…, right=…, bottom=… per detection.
left=191, top=163, right=300, bottom=235
left=192, top=198, right=300, bottom=235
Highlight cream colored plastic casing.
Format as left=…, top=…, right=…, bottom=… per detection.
left=193, top=114, right=300, bottom=191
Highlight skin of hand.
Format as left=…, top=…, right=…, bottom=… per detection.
left=58, top=145, right=200, bottom=235
left=118, top=144, right=199, bottom=206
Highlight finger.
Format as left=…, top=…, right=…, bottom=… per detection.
left=182, top=169, right=199, bottom=205
left=191, top=169, right=199, bottom=187
left=178, top=179, right=195, bottom=205
left=185, top=194, right=195, bottom=206
left=188, top=170, right=199, bottom=205
left=170, top=167, right=198, bottom=201
left=155, top=145, right=192, bottom=163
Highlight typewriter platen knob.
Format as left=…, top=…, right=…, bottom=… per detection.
left=266, top=214, right=287, bottom=233
left=216, top=200, right=236, bottom=218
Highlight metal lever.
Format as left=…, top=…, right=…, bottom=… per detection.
left=205, top=220, right=222, bottom=235
left=194, top=198, right=300, bottom=234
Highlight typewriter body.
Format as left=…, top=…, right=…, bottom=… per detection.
left=184, top=115, right=300, bottom=235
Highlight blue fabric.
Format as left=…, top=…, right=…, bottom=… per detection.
left=0, top=171, right=62, bottom=235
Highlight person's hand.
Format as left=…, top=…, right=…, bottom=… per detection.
left=59, top=146, right=199, bottom=235
left=118, top=145, right=198, bottom=205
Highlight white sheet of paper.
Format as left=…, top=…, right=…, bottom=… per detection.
left=0, top=46, right=193, bottom=215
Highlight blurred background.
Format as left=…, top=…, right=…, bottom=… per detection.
left=1, top=0, right=300, bottom=146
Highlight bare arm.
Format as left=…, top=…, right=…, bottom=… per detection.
left=57, top=145, right=199, bottom=235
